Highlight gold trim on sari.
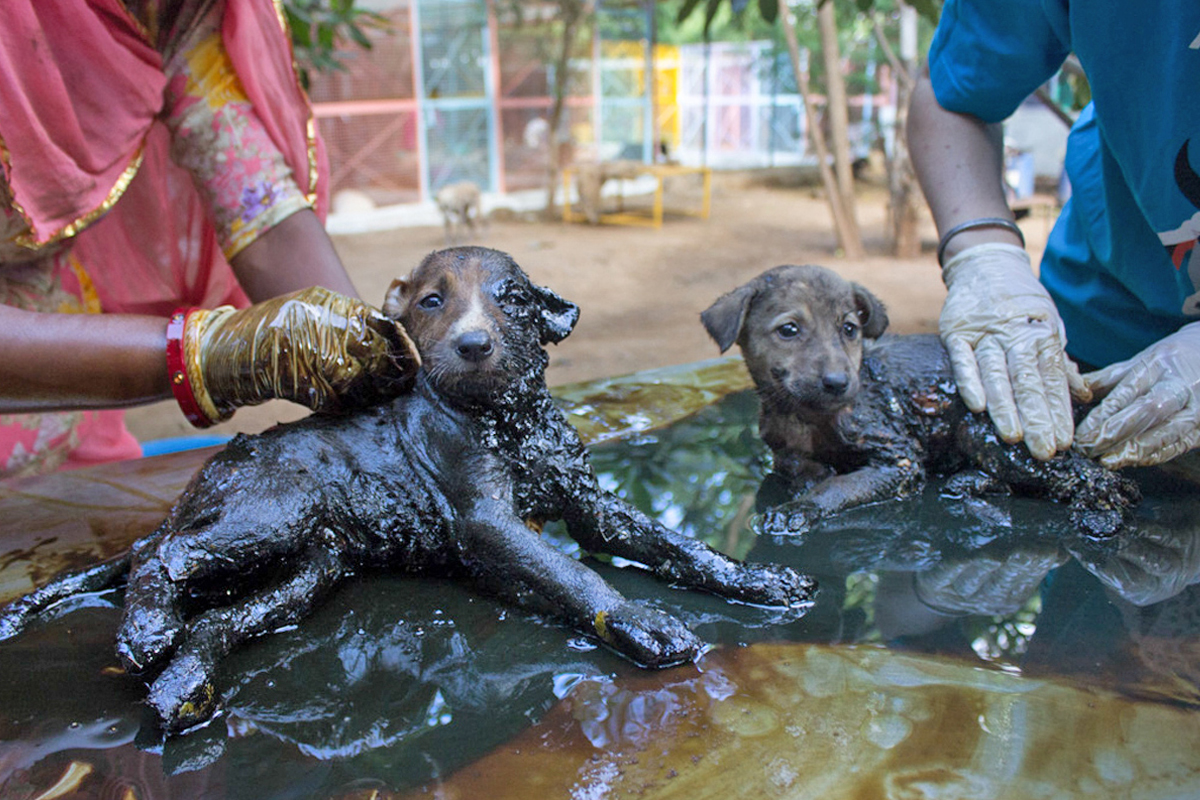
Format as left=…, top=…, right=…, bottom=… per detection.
left=5, top=147, right=146, bottom=251
left=0, top=126, right=146, bottom=251
left=271, top=0, right=322, bottom=205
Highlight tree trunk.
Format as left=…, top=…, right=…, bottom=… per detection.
left=872, top=9, right=920, bottom=258
left=780, top=1, right=864, bottom=258
left=818, top=0, right=857, bottom=223
left=888, top=80, right=920, bottom=257
left=544, top=2, right=584, bottom=215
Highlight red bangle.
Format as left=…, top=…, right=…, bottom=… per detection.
left=166, top=308, right=213, bottom=429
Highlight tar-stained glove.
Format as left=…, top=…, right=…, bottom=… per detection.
left=912, top=546, right=1068, bottom=617
left=1068, top=525, right=1200, bottom=607
left=169, top=286, right=419, bottom=427
left=939, top=243, right=1088, bottom=460
left=1075, top=321, right=1200, bottom=469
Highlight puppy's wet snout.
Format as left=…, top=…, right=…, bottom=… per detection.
left=822, top=371, right=850, bottom=396
left=455, top=330, right=494, bottom=363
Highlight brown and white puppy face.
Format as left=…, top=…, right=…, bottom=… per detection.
left=702, top=264, right=888, bottom=421
left=382, top=247, right=579, bottom=401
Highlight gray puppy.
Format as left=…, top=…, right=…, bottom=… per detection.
left=702, top=263, right=1140, bottom=538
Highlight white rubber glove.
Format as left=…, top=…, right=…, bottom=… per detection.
left=940, top=243, right=1088, bottom=460
left=913, top=547, right=1068, bottom=616
left=1068, top=525, right=1200, bottom=607
left=1075, top=322, right=1200, bottom=469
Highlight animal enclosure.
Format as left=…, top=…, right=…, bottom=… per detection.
left=307, top=0, right=895, bottom=206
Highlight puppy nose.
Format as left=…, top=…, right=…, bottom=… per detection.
left=455, top=330, right=494, bottom=363
left=822, top=372, right=850, bottom=395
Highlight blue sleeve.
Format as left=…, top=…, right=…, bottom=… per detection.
left=928, top=0, right=1072, bottom=124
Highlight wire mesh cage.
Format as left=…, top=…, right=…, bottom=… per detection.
left=418, top=0, right=494, bottom=192
left=425, top=106, right=492, bottom=188
left=306, top=7, right=416, bottom=104
left=677, top=42, right=806, bottom=168
left=304, top=1, right=846, bottom=208
left=307, top=4, right=422, bottom=204
left=495, top=6, right=595, bottom=192
left=317, top=113, right=422, bottom=205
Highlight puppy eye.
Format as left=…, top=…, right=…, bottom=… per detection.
left=777, top=322, right=800, bottom=339
left=418, top=293, right=443, bottom=310
left=842, top=321, right=859, bottom=339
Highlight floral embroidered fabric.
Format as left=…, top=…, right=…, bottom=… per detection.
left=160, top=6, right=310, bottom=260
left=0, top=0, right=315, bottom=479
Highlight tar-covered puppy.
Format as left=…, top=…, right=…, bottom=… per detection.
left=701, top=263, right=1140, bottom=539
left=435, top=180, right=484, bottom=244
left=0, top=247, right=813, bottom=735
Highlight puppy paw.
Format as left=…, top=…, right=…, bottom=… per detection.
left=148, top=650, right=220, bottom=735
left=593, top=602, right=703, bottom=668
left=942, top=469, right=1011, bottom=499
left=758, top=501, right=816, bottom=536
left=720, top=563, right=818, bottom=608
left=1068, top=469, right=1141, bottom=539
left=116, top=604, right=184, bottom=674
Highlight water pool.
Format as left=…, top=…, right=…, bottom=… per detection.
left=1, top=359, right=1198, bottom=798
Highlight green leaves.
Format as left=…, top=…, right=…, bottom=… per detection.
left=283, top=0, right=390, bottom=88
left=678, top=0, right=940, bottom=30
left=676, top=0, right=706, bottom=25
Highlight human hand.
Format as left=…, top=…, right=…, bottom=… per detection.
left=175, top=287, right=419, bottom=426
left=939, top=243, right=1088, bottom=459
left=758, top=499, right=818, bottom=537
left=912, top=547, right=1067, bottom=616
left=1068, top=526, right=1200, bottom=607
left=1075, top=322, right=1200, bottom=469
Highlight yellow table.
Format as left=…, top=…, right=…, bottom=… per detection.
left=563, top=162, right=711, bottom=228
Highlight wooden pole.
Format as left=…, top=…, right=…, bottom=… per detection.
left=780, top=2, right=863, bottom=258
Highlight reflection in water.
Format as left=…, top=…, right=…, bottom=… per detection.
left=396, top=643, right=1200, bottom=800
left=2, top=375, right=1200, bottom=797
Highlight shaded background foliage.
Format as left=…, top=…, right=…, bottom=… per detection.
left=283, top=0, right=390, bottom=88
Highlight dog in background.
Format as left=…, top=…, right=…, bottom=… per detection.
left=435, top=180, right=485, bottom=244
left=0, top=247, right=814, bottom=735
left=573, top=160, right=644, bottom=224
left=701, top=263, right=1140, bottom=539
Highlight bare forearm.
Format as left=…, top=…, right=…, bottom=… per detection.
left=0, top=306, right=170, bottom=412
left=908, top=72, right=1024, bottom=262
left=230, top=208, right=359, bottom=301
left=0, top=211, right=361, bottom=414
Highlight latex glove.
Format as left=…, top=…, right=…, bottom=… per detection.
left=912, top=546, right=1067, bottom=616
left=1068, top=525, right=1200, bottom=607
left=940, top=243, right=1087, bottom=459
left=1075, top=322, right=1200, bottom=468
left=179, top=287, right=419, bottom=426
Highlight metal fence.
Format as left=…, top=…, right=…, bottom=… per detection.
left=307, top=1, right=889, bottom=207
left=677, top=41, right=807, bottom=169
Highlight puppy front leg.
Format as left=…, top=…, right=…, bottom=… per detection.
left=0, top=553, right=132, bottom=642
left=457, top=501, right=702, bottom=667
left=567, top=492, right=816, bottom=609
left=761, top=461, right=924, bottom=536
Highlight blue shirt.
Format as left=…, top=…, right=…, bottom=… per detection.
left=928, top=0, right=1200, bottom=367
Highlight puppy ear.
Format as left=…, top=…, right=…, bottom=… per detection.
left=532, top=283, right=580, bottom=344
left=852, top=283, right=889, bottom=339
left=701, top=284, right=755, bottom=353
left=382, top=277, right=410, bottom=319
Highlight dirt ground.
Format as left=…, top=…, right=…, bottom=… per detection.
left=123, top=172, right=1055, bottom=443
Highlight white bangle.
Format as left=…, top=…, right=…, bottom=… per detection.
left=936, top=217, right=1026, bottom=267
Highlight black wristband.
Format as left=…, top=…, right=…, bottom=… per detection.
left=936, top=217, right=1026, bottom=267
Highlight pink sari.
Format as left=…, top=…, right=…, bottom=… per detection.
left=0, top=0, right=328, bottom=477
